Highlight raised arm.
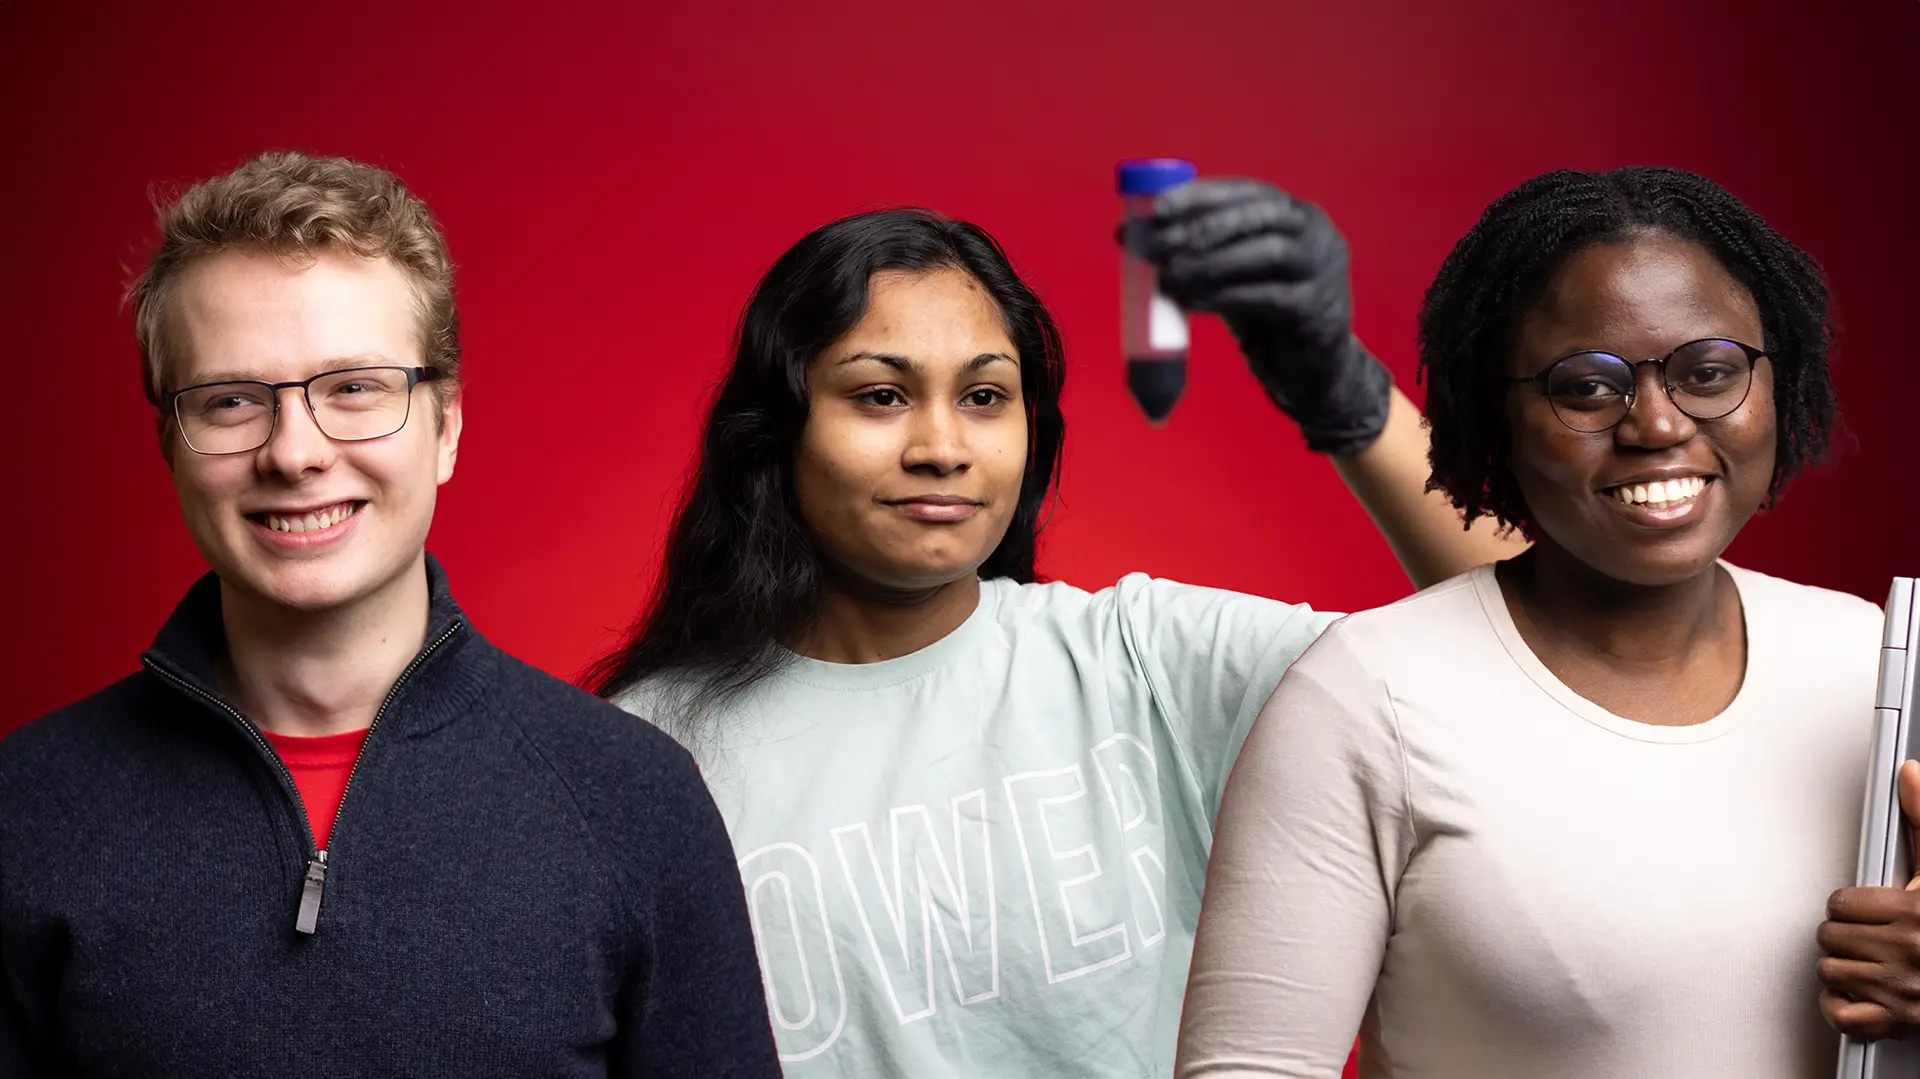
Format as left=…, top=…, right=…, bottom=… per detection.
left=1330, top=386, right=1524, bottom=588
left=1128, top=178, right=1527, bottom=590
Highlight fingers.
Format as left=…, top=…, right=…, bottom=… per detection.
left=1818, top=953, right=1920, bottom=1036
left=1146, top=198, right=1315, bottom=259
left=1157, top=233, right=1322, bottom=296
left=1819, top=918, right=1910, bottom=964
left=1820, top=921, right=1896, bottom=959
left=1823, top=989, right=1897, bottom=1040
left=1161, top=278, right=1335, bottom=322
left=1818, top=884, right=1920, bottom=1039
left=1829, top=886, right=1915, bottom=926
left=1818, top=891, right=1920, bottom=1037
left=1901, top=761, right=1920, bottom=890
left=1151, top=178, right=1304, bottom=223
left=1819, top=955, right=1920, bottom=1010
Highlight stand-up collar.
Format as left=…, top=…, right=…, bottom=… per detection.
left=141, top=553, right=491, bottom=736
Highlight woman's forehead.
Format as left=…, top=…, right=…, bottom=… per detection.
left=1513, top=238, right=1760, bottom=364
left=826, top=270, right=1015, bottom=372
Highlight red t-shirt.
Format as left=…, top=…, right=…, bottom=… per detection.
left=261, top=727, right=370, bottom=851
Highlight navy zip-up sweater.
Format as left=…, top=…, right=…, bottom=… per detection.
left=0, top=559, right=781, bottom=1078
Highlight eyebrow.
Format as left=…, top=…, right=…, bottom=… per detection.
left=837, top=351, right=1017, bottom=373
left=183, top=354, right=405, bottom=386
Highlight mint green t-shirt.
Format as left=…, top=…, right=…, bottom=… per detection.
left=615, top=573, right=1336, bottom=1078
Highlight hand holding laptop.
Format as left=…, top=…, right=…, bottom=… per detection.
left=1821, top=760, right=1920, bottom=1041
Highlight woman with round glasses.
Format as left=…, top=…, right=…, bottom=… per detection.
left=1172, top=166, right=1917, bottom=1078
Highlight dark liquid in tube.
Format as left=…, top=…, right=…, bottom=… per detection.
left=1127, top=355, right=1187, bottom=424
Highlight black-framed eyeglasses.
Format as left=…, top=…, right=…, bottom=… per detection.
left=1506, top=337, right=1764, bottom=434
left=165, top=366, right=442, bottom=455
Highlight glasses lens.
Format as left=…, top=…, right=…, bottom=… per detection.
left=310, top=368, right=415, bottom=441
left=1543, top=353, right=1634, bottom=432
left=1667, top=340, right=1756, bottom=420
left=176, top=382, right=276, bottom=453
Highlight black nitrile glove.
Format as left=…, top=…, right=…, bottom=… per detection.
left=1123, top=178, right=1392, bottom=455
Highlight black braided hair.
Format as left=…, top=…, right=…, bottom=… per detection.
left=1418, top=166, right=1838, bottom=536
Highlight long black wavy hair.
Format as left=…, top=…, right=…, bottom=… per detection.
left=1419, top=165, right=1839, bottom=536
left=584, top=208, right=1067, bottom=722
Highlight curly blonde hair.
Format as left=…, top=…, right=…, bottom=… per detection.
left=130, top=150, right=459, bottom=409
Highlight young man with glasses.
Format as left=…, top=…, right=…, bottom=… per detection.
left=0, top=152, right=779, bottom=1078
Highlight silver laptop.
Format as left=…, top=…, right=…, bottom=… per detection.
left=1839, top=578, right=1920, bottom=1079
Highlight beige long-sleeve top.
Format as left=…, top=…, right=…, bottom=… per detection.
left=1176, top=562, right=1883, bottom=1079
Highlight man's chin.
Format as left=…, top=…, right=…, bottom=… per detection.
left=216, top=558, right=389, bottom=617
left=237, top=579, right=361, bottom=614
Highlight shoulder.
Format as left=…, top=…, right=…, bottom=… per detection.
left=1, top=674, right=169, bottom=783
left=1303, top=568, right=1487, bottom=660
left=482, top=656, right=725, bottom=896
left=986, top=575, right=1099, bottom=621
left=1258, top=569, right=1502, bottom=718
left=485, top=653, right=707, bottom=808
left=1726, top=562, right=1884, bottom=644
left=451, top=651, right=738, bottom=936
left=993, top=575, right=1338, bottom=690
left=1003, top=572, right=1332, bottom=636
left=0, top=673, right=176, bottom=842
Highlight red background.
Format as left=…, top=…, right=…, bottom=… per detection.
left=2, top=0, right=1915, bottom=737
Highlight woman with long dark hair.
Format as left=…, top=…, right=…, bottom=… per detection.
left=1173, top=166, right=1915, bottom=1078
left=588, top=180, right=1525, bottom=1077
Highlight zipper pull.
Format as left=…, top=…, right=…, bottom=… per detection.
left=295, top=851, right=328, bottom=935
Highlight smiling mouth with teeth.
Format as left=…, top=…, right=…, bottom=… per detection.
left=252, top=501, right=364, bottom=534
left=1607, top=476, right=1710, bottom=506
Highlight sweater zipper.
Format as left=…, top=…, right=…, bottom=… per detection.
left=297, top=619, right=465, bottom=933
left=141, top=618, right=465, bottom=936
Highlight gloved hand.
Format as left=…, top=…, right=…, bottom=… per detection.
left=1122, top=178, right=1392, bottom=455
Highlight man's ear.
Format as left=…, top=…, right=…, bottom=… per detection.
left=435, top=387, right=463, bottom=486
left=157, top=411, right=177, bottom=469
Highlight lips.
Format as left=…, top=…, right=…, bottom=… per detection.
left=247, top=500, right=364, bottom=535
left=883, top=495, right=984, bottom=524
left=1604, top=476, right=1709, bottom=507
left=1598, top=476, right=1713, bottom=529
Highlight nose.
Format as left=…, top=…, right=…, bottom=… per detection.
left=1613, top=362, right=1697, bottom=450
left=900, top=401, right=970, bottom=476
left=254, top=387, right=337, bottom=478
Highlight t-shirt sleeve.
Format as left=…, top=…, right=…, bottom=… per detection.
left=1110, top=573, right=1341, bottom=817
left=1174, top=619, right=1414, bottom=1078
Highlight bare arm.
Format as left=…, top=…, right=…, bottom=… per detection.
left=1125, top=180, right=1524, bottom=589
left=1329, top=386, right=1527, bottom=590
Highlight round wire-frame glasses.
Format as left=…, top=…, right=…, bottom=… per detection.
left=1505, top=337, right=1763, bottom=434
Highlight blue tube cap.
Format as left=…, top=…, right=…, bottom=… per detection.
left=1117, top=158, right=1197, bottom=196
